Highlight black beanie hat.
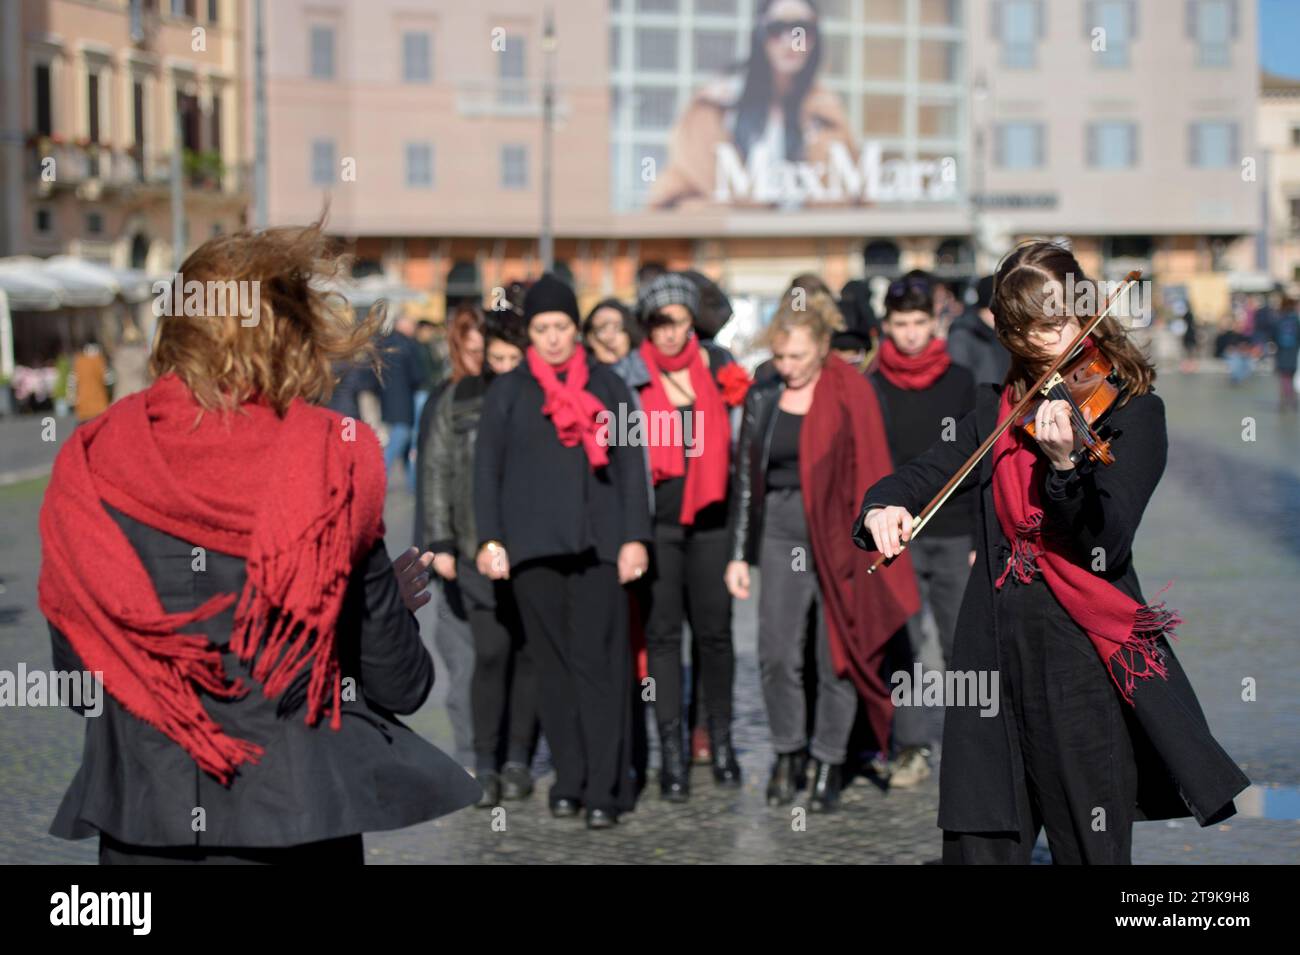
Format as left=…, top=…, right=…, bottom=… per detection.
left=523, top=273, right=580, bottom=326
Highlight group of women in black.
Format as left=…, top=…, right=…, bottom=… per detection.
left=416, top=241, right=1248, bottom=858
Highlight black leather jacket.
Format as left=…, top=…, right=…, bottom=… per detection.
left=420, top=375, right=485, bottom=559
left=727, top=375, right=786, bottom=564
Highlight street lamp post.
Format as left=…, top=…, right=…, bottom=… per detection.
left=539, top=7, right=556, bottom=274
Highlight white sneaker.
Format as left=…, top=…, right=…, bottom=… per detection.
left=888, top=747, right=932, bottom=788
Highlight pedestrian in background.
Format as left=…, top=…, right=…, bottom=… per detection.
left=947, top=275, right=1011, bottom=387
left=378, top=311, right=431, bottom=490
left=584, top=298, right=639, bottom=365
left=1272, top=295, right=1299, bottom=412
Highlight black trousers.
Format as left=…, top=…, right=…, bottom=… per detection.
left=642, top=514, right=734, bottom=731
left=459, top=560, right=538, bottom=774
left=943, top=575, right=1139, bottom=865
left=99, top=832, right=363, bottom=865
left=511, top=552, right=632, bottom=813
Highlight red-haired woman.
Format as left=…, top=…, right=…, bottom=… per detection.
left=40, top=225, right=479, bottom=864
left=856, top=241, right=1249, bottom=864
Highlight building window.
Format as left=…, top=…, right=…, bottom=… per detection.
left=995, top=122, right=1045, bottom=169
left=1189, top=0, right=1235, bottom=67
left=310, top=25, right=336, bottom=80
left=1088, top=0, right=1134, bottom=67
left=207, top=0, right=218, bottom=23
left=501, top=144, right=528, bottom=189
left=995, top=0, right=1043, bottom=69
left=1292, top=124, right=1300, bottom=148
left=86, top=211, right=104, bottom=236
left=635, top=28, right=677, bottom=71
left=633, top=88, right=676, bottom=130
left=311, top=139, right=336, bottom=186
left=34, top=63, right=52, bottom=136
left=1087, top=121, right=1137, bottom=168
left=170, top=0, right=196, bottom=18
left=403, top=32, right=432, bottom=83
left=1189, top=121, right=1237, bottom=168
left=1289, top=197, right=1300, bottom=235
left=405, top=142, right=434, bottom=187
left=34, top=207, right=53, bottom=235
left=497, top=35, right=526, bottom=106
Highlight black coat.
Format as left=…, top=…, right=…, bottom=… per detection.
left=474, top=356, right=653, bottom=566
left=49, top=506, right=480, bottom=847
left=419, top=376, right=484, bottom=559
left=854, top=384, right=1249, bottom=832
left=727, top=376, right=786, bottom=565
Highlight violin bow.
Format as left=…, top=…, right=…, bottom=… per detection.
left=865, top=269, right=1142, bottom=575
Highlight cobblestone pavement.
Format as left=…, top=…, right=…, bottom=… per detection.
left=1, top=369, right=1296, bottom=864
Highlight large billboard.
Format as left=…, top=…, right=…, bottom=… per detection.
left=609, top=0, right=966, bottom=213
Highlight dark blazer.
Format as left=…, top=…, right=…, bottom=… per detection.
left=49, top=506, right=480, bottom=848
left=474, top=356, right=653, bottom=566
left=727, top=376, right=786, bottom=565
left=853, top=384, right=1249, bottom=833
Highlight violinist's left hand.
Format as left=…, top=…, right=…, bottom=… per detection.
left=1033, top=399, right=1077, bottom=471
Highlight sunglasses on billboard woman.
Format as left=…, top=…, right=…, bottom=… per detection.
left=763, top=19, right=818, bottom=40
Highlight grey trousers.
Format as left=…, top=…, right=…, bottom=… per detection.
left=892, top=534, right=973, bottom=751
left=757, top=488, right=858, bottom=765
left=432, top=576, right=477, bottom=768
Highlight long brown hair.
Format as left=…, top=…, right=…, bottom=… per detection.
left=447, top=304, right=486, bottom=382
left=150, top=222, right=382, bottom=415
left=992, top=240, right=1154, bottom=406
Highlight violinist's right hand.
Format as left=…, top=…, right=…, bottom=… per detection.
left=864, top=506, right=914, bottom=559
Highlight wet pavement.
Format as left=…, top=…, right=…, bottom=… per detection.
left=0, top=367, right=1296, bottom=864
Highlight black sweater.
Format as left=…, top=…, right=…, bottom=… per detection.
left=474, top=358, right=653, bottom=566
left=869, top=362, right=976, bottom=539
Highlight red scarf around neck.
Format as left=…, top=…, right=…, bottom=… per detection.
left=37, top=373, right=386, bottom=784
left=527, top=343, right=609, bottom=469
left=875, top=336, right=951, bottom=390
left=991, top=385, right=1178, bottom=703
left=637, top=335, right=730, bottom=525
left=799, top=355, right=921, bottom=750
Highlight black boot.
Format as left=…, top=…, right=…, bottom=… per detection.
left=474, top=771, right=501, bottom=809
left=658, top=719, right=690, bottom=802
left=709, top=717, right=741, bottom=788
left=808, top=760, right=843, bottom=813
left=766, top=749, right=806, bottom=806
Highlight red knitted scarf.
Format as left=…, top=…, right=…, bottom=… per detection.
left=637, top=335, right=730, bottom=525
left=875, top=336, right=951, bottom=390
left=527, top=343, right=609, bottom=469
left=990, top=384, right=1178, bottom=703
left=37, top=373, right=386, bottom=784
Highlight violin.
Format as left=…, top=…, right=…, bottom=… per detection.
left=865, top=270, right=1142, bottom=574
left=1017, top=341, right=1127, bottom=468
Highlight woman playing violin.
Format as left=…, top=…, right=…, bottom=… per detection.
left=853, top=240, right=1248, bottom=865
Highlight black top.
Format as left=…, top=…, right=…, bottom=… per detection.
left=474, top=357, right=653, bottom=566
left=764, top=408, right=803, bottom=490
left=853, top=385, right=1248, bottom=834
left=652, top=403, right=691, bottom=523
left=49, top=506, right=480, bottom=847
left=378, top=332, right=430, bottom=426
left=869, top=362, right=976, bottom=539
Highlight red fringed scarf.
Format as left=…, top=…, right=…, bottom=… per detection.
left=800, top=355, right=921, bottom=750
left=637, top=335, right=731, bottom=525
left=991, top=385, right=1178, bottom=704
left=37, top=373, right=386, bottom=784
left=875, top=337, right=951, bottom=390
left=527, top=344, right=609, bottom=470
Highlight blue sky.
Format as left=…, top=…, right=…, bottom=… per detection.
left=1260, top=0, right=1300, bottom=78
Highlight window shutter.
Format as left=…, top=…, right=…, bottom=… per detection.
left=1086, top=123, right=1097, bottom=166
left=1229, top=122, right=1238, bottom=163
left=1186, top=0, right=1197, bottom=39
left=994, top=125, right=1005, bottom=167
left=1228, top=0, right=1239, bottom=39
left=991, top=0, right=1002, bottom=39
left=1189, top=123, right=1199, bottom=166
left=1128, top=0, right=1138, bottom=40
left=1037, top=0, right=1047, bottom=39
left=1129, top=122, right=1139, bottom=166
left=1035, top=123, right=1046, bottom=166
left=1084, top=0, right=1095, bottom=39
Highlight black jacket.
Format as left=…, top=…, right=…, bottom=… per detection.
left=49, top=506, right=480, bottom=847
left=420, top=375, right=485, bottom=559
left=946, top=309, right=1011, bottom=388
left=853, top=384, right=1249, bottom=832
left=474, top=357, right=653, bottom=566
left=727, top=376, right=789, bottom=564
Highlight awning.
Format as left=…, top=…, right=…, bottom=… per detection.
left=0, top=263, right=62, bottom=310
